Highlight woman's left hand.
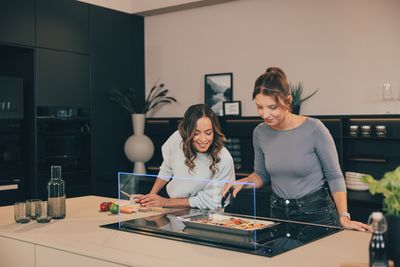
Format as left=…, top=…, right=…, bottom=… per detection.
left=138, top=194, right=167, bottom=207
left=340, top=217, right=371, bottom=232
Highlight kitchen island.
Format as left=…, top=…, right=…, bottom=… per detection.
left=0, top=196, right=371, bottom=267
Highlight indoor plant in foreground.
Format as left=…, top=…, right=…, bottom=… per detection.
left=290, top=82, right=319, bottom=115
left=361, top=166, right=400, bottom=262
left=108, top=82, right=177, bottom=174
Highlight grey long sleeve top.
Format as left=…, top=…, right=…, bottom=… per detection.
left=158, top=131, right=235, bottom=209
left=253, top=117, right=346, bottom=199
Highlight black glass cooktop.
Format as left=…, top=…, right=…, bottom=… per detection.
left=101, top=209, right=342, bottom=257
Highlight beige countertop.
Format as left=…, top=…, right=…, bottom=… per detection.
left=0, top=195, right=371, bottom=267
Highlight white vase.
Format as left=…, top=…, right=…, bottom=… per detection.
left=124, top=114, right=154, bottom=174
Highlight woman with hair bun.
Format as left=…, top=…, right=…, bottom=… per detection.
left=223, top=67, right=369, bottom=231
left=136, top=104, right=235, bottom=210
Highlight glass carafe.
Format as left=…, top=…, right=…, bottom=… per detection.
left=368, top=211, right=388, bottom=267
left=47, top=165, right=66, bottom=219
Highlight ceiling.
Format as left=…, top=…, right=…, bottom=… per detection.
left=78, top=0, right=236, bottom=16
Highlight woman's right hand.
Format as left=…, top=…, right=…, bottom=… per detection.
left=222, top=182, right=244, bottom=198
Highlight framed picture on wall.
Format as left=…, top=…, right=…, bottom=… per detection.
left=204, top=73, right=233, bottom=116
left=223, top=101, right=241, bottom=117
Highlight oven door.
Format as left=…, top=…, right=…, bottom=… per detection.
left=0, top=134, right=24, bottom=205
left=38, top=133, right=80, bottom=171
left=0, top=133, right=22, bottom=170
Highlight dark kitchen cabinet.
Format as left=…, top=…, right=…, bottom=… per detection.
left=0, top=2, right=146, bottom=203
left=90, top=6, right=145, bottom=197
left=36, top=0, right=89, bottom=53
left=36, top=48, right=89, bottom=107
left=0, top=0, right=35, bottom=46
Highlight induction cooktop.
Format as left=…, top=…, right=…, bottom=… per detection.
left=101, top=209, right=342, bottom=257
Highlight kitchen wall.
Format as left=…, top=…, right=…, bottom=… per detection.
left=145, top=0, right=400, bottom=117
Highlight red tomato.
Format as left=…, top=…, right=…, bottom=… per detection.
left=99, top=202, right=113, bottom=212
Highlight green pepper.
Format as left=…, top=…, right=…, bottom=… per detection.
left=109, top=203, right=119, bottom=214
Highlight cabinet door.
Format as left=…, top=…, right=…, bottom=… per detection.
left=0, top=0, right=35, bottom=46
left=36, top=245, right=125, bottom=267
left=0, top=236, right=35, bottom=267
left=36, top=0, right=89, bottom=53
left=36, top=48, right=89, bottom=107
left=90, top=6, right=144, bottom=196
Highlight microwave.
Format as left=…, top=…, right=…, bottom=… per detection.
left=0, top=76, right=24, bottom=119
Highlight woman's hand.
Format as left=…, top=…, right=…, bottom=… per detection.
left=137, top=194, right=168, bottom=207
left=340, top=217, right=372, bottom=232
left=222, top=182, right=244, bottom=198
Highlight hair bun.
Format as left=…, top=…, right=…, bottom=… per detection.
left=265, top=67, right=286, bottom=79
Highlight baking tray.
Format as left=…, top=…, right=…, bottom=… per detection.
left=181, top=213, right=277, bottom=236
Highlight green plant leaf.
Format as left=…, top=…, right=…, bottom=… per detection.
left=361, top=166, right=400, bottom=215
left=108, top=81, right=177, bottom=115
left=289, top=82, right=319, bottom=105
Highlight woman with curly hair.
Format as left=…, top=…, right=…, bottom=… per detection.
left=136, top=104, right=235, bottom=209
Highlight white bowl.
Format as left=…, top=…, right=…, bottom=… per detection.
left=345, top=179, right=368, bottom=186
left=345, top=171, right=367, bottom=179
left=345, top=176, right=363, bottom=183
left=346, top=183, right=369, bottom=191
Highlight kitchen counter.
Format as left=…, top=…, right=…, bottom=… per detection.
left=0, top=195, right=371, bottom=267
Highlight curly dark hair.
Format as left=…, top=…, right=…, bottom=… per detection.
left=252, top=67, right=291, bottom=110
left=178, top=104, right=225, bottom=176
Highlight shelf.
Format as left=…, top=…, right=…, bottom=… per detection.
left=37, top=116, right=90, bottom=121
left=346, top=156, right=387, bottom=163
left=38, top=169, right=90, bottom=176
left=147, top=166, right=159, bottom=171
left=38, top=131, right=90, bottom=136
left=343, top=136, right=400, bottom=140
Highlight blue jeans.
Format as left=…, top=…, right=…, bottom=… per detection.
left=270, top=187, right=340, bottom=227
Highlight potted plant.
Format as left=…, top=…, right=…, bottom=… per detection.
left=108, top=82, right=177, bottom=115
left=361, top=166, right=400, bottom=262
left=108, top=82, right=177, bottom=174
left=289, top=82, right=319, bottom=115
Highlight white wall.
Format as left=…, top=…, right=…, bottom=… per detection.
left=145, top=0, right=400, bottom=117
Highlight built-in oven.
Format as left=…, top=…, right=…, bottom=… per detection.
left=0, top=76, right=25, bottom=205
left=0, top=119, right=25, bottom=205
left=36, top=107, right=91, bottom=199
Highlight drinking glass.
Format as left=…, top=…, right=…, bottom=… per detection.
left=361, top=125, right=371, bottom=136
left=349, top=125, right=359, bottom=136
left=26, top=199, right=41, bottom=219
left=14, top=202, right=31, bottom=223
left=375, top=125, right=387, bottom=137
left=35, top=201, right=52, bottom=223
left=382, top=83, right=393, bottom=114
left=6, top=101, right=11, bottom=112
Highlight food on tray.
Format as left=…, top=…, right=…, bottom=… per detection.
left=192, top=217, right=267, bottom=230
left=120, top=207, right=136, bottom=214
